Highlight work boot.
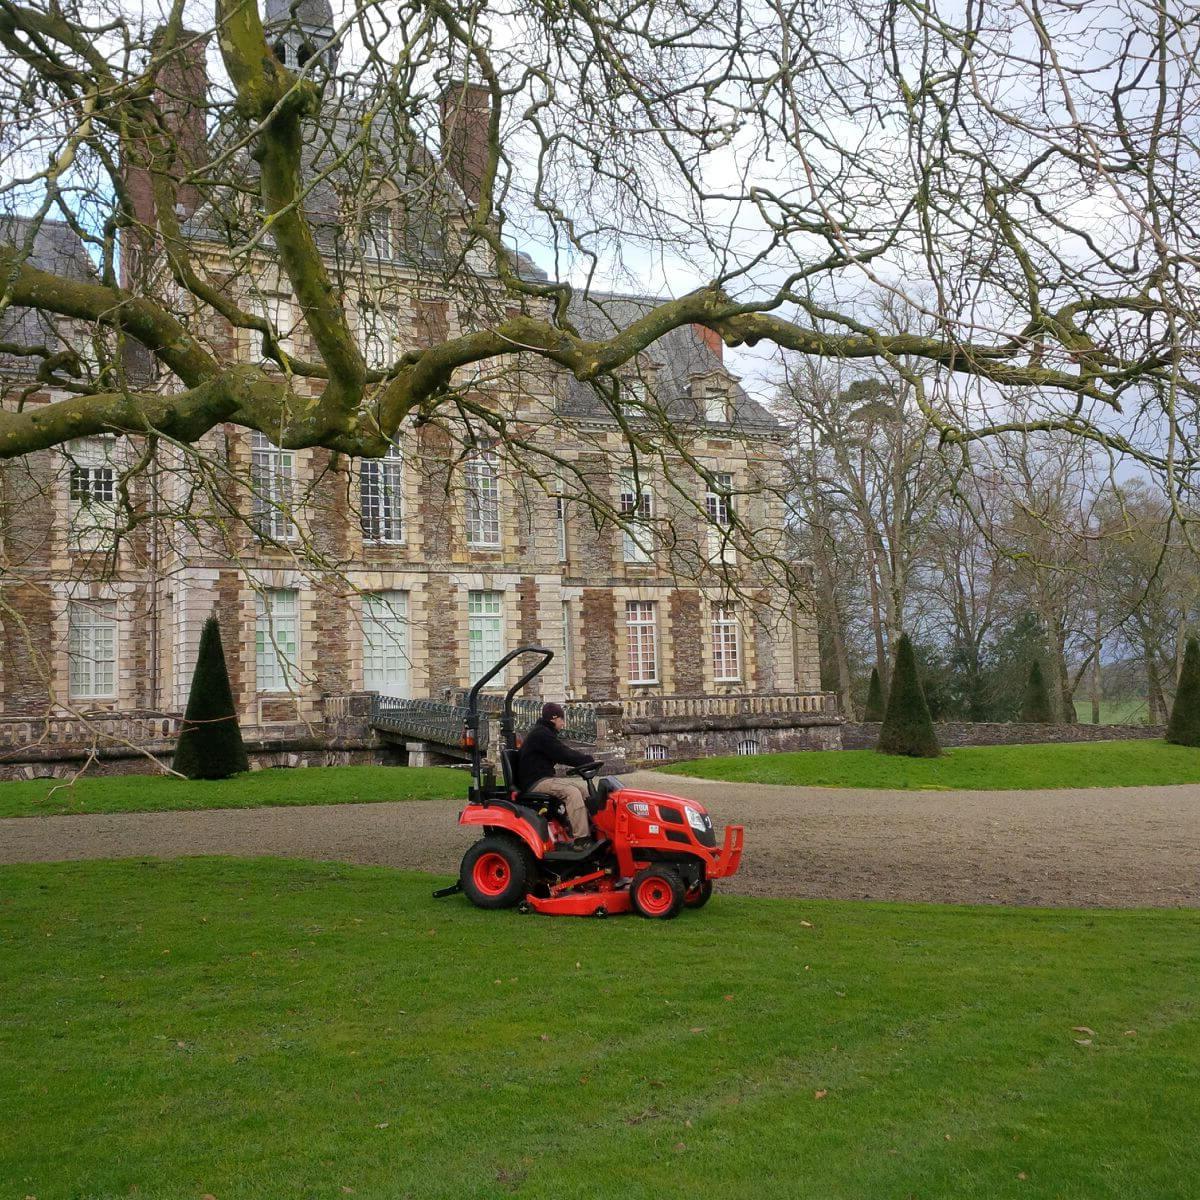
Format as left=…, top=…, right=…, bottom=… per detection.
left=571, top=836, right=596, bottom=852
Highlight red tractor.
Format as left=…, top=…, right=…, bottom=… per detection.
left=436, top=646, right=743, bottom=918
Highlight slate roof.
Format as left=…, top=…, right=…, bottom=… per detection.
left=0, top=216, right=94, bottom=377
left=563, top=290, right=777, bottom=429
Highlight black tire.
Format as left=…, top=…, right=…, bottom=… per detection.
left=683, top=878, right=713, bottom=909
left=630, top=866, right=685, bottom=920
left=460, top=836, right=532, bottom=909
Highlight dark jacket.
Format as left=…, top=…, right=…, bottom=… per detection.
left=515, top=718, right=591, bottom=791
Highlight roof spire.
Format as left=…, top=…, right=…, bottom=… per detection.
left=264, top=0, right=337, bottom=74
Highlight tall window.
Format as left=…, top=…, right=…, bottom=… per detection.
left=619, top=470, right=653, bottom=564
left=360, top=206, right=396, bottom=260
left=555, top=493, right=568, bottom=562
left=68, top=600, right=117, bottom=700
left=357, top=303, right=399, bottom=368
left=626, top=600, right=658, bottom=685
left=467, top=590, right=504, bottom=682
left=702, top=384, right=728, bottom=423
left=362, top=591, right=410, bottom=696
left=66, top=436, right=117, bottom=549
left=360, top=446, right=403, bottom=543
left=712, top=603, right=742, bottom=682
left=561, top=600, right=574, bottom=693
left=705, top=471, right=735, bottom=563
left=250, top=432, right=296, bottom=542
left=255, top=589, right=299, bottom=692
left=465, top=443, right=501, bottom=547
left=250, top=292, right=297, bottom=361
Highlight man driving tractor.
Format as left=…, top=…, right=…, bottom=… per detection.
left=516, top=702, right=596, bottom=850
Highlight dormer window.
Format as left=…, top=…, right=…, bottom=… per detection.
left=361, top=207, right=396, bottom=260
left=702, top=384, right=728, bottom=423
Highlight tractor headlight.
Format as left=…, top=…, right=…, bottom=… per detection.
left=685, top=806, right=708, bottom=832
left=627, top=801, right=651, bottom=817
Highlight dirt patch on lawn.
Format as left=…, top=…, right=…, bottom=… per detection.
left=2, top=771, right=1198, bottom=907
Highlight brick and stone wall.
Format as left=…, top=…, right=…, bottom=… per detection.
left=840, top=721, right=1166, bottom=750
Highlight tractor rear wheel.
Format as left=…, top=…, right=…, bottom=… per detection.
left=460, top=836, right=531, bottom=909
left=630, top=866, right=685, bottom=919
left=683, top=878, right=713, bottom=909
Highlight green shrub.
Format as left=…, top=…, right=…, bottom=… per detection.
left=172, top=617, right=249, bottom=780
left=1166, top=636, right=1200, bottom=748
left=877, top=633, right=942, bottom=758
left=1019, top=659, right=1054, bottom=723
left=863, top=666, right=886, bottom=721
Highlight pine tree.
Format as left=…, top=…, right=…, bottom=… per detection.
left=877, top=634, right=942, bottom=757
left=1166, top=636, right=1200, bottom=747
left=173, top=616, right=249, bottom=779
left=863, top=666, right=886, bottom=721
left=1019, top=660, right=1054, bottom=723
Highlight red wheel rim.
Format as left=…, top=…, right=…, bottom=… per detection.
left=472, top=851, right=511, bottom=896
left=636, top=876, right=674, bottom=915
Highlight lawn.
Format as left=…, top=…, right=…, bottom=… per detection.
left=0, top=764, right=468, bottom=819
left=658, top=738, right=1200, bottom=790
left=1073, top=698, right=1150, bottom=724
left=2, top=858, right=1197, bottom=1200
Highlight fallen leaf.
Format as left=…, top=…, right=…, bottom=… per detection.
left=494, top=979, right=502, bottom=985
left=1074, top=1038, right=1092, bottom=1046
left=814, top=1089, right=828, bottom=1100
left=579, top=1075, right=589, bottom=1084
left=723, top=994, right=734, bottom=1001
left=1124, top=1029, right=1138, bottom=1037
left=800, top=920, right=814, bottom=928
left=673, top=1141, right=686, bottom=1151
left=685, top=1119, right=693, bottom=1128
left=1072, top=1026, right=1096, bottom=1036
left=944, top=1134, right=952, bottom=1141
left=1017, top=1172, right=1028, bottom=1181
left=575, top=961, right=581, bottom=969
left=539, top=1034, right=550, bottom=1042
left=689, top=1026, right=705, bottom=1034
left=341, top=1189, right=355, bottom=1195
left=374, top=1122, right=389, bottom=1129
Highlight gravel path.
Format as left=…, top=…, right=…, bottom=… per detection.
left=2, top=772, right=1199, bottom=907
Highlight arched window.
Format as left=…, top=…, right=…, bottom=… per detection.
left=645, top=744, right=668, bottom=762
left=736, top=739, right=759, bottom=756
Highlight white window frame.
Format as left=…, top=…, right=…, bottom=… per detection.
left=255, top=588, right=300, bottom=693
left=626, top=599, right=658, bottom=685
left=66, top=436, right=118, bottom=550
left=249, top=291, right=298, bottom=361
left=703, top=385, right=728, bottom=423
left=645, top=743, right=668, bottom=762
left=357, top=302, right=400, bottom=369
left=619, top=470, right=653, bottom=564
left=250, top=432, right=297, bottom=542
left=705, top=471, right=736, bottom=563
left=67, top=600, right=117, bottom=700
left=561, top=599, right=574, bottom=693
left=468, top=590, right=504, bottom=683
left=360, top=206, right=396, bottom=260
left=360, top=445, right=404, bottom=544
left=712, top=603, right=742, bottom=683
left=737, top=738, right=760, bottom=756
left=465, top=443, right=501, bottom=548
left=362, top=590, right=410, bottom=697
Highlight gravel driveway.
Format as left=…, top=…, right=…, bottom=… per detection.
left=2, top=771, right=1198, bottom=907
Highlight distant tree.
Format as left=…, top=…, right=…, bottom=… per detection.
left=863, top=667, right=886, bottom=721
left=173, top=617, right=249, bottom=780
left=1019, top=660, right=1054, bottom=723
left=1166, top=637, right=1200, bottom=748
left=877, top=634, right=942, bottom=758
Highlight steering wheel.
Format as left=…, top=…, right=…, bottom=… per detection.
left=570, top=759, right=605, bottom=777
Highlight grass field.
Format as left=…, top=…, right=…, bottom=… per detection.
left=1073, top=698, right=1150, bottom=724
left=2, top=858, right=1198, bottom=1199
left=0, top=764, right=468, bottom=819
left=658, top=739, right=1200, bottom=790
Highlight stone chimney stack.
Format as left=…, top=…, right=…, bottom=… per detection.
left=439, top=81, right=493, bottom=206
left=693, top=324, right=724, bottom=362
left=122, top=29, right=209, bottom=291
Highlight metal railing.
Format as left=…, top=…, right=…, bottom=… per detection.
left=370, top=696, right=486, bottom=750
left=477, top=695, right=597, bottom=743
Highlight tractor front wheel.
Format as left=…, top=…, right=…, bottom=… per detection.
left=460, top=837, right=531, bottom=909
left=631, top=866, right=685, bottom=919
left=683, top=878, right=713, bottom=909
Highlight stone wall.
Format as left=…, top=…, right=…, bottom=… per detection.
left=841, top=720, right=1166, bottom=750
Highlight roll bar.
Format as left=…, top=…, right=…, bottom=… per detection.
left=463, top=645, right=554, bottom=789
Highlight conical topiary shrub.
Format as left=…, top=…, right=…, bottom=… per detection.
left=1019, top=659, right=1054, bottom=723
left=1167, top=636, right=1200, bottom=747
left=863, top=666, right=886, bottom=722
left=877, top=634, right=942, bottom=757
left=173, top=616, right=249, bottom=779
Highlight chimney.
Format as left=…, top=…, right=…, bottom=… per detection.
left=151, top=28, right=210, bottom=220
left=439, top=81, right=493, bottom=206
left=693, top=324, right=724, bottom=362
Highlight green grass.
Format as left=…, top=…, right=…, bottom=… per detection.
left=658, top=739, right=1200, bottom=790
left=0, top=765, right=468, bottom=818
left=1, top=858, right=1197, bottom=1199
left=1073, top=698, right=1150, bottom=725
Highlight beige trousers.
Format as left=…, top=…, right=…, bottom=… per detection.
left=528, top=775, right=589, bottom=839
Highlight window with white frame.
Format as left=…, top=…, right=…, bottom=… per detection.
left=357, top=303, right=400, bottom=368
left=702, top=383, right=728, bottom=423
left=737, top=738, right=760, bottom=756
left=619, top=469, right=653, bottom=564
left=465, top=443, right=501, bottom=547
left=67, top=600, right=117, bottom=700
left=360, top=206, right=396, bottom=260
left=712, top=603, right=742, bottom=682
left=626, top=599, right=658, bottom=684
left=561, top=599, right=573, bottom=693
left=362, top=590, right=410, bottom=696
left=467, top=590, right=504, bottom=682
left=249, top=291, right=298, bottom=361
left=360, top=445, right=403, bottom=543
left=66, top=436, right=118, bottom=549
left=645, top=743, right=668, bottom=762
left=255, top=588, right=300, bottom=692
left=705, top=471, right=735, bottom=563
left=250, top=432, right=296, bottom=542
